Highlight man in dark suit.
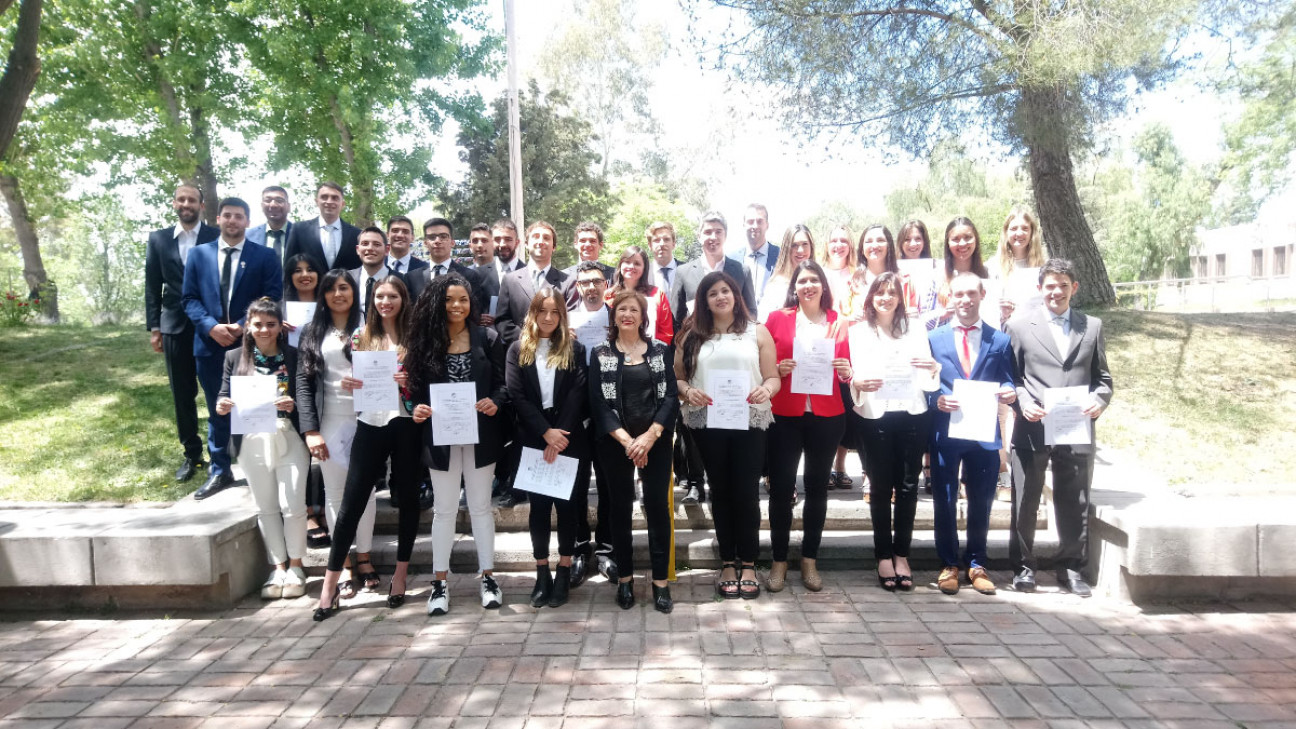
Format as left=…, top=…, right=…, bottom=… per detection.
left=283, top=181, right=361, bottom=273
left=730, top=203, right=779, bottom=300
left=405, top=217, right=487, bottom=310
left=145, top=184, right=220, bottom=482
left=1005, top=258, right=1113, bottom=597
left=495, top=221, right=576, bottom=345
left=492, top=218, right=526, bottom=274
left=182, top=197, right=284, bottom=500
left=466, top=222, right=501, bottom=326
left=385, top=215, right=427, bottom=276
left=928, top=272, right=1018, bottom=596
left=347, top=227, right=402, bottom=319
left=672, top=212, right=757, bottom=331
left=245, top=185, right=293, bottom=265
left=561, top=221, right=615, bottom=288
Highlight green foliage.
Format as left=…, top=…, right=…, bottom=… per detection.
left=441, top=81, right=614, bottom=270
left=601, top=181, right=700, bottom=263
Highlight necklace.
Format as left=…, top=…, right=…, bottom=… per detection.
left=616, top=338, right=646, bottom=365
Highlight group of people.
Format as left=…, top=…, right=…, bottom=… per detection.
left=144, top=183, right=1113, bottom=621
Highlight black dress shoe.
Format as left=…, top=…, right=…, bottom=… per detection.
left=1013, top=568, right=1037, bottom=593
left=651, top=584, right=672, bottom=614
left=549, top=566, right=571, bottom=608
left=568, top=552, right=588, bottom=589
left=1058, top=571, right=1092, bottom=597
left=530, top=565, right=553, bottom=608
left=616, top=580, right=635, bottom=609
left=194, top=472, right=235, bottom=501
left=497, top=491, right=525, bottom=508
left=175, top=457, right=205, bottom=482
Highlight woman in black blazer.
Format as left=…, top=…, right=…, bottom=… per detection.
left=213, top=297, right=310, bottom=601
left=505, top=287, right=589, bottom=609
left=406, top=273, right=508, bottom=616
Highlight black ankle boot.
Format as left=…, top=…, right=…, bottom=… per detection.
left=530, top=566, right=553, bottom=608
left=616, top=579, right=635, bottom=609
left=652, top=583, right=673, bottom=614
left=549, top=566, right=571, bottom=608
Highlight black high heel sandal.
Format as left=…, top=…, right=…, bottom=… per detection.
left=739, top=564, right=761, bottom=600
left=313, top=585, right=341, bottom=622
left=355, top=557, right=381, bottom=593
left=387, top=576, right=406, bottom=609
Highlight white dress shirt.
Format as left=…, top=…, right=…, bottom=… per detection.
left=173, top=223, right=199, bottom=266
left=653, top=260, right=677, bottom=292
left=319, top=219, right=339, bottom=266
left=1047, top=306, right=1072, bottom=359
left=388, top=253, right=413, bottom=274
left=746, top=241, right=772, bottom=294
left=535, top=338, right=557, bottom=409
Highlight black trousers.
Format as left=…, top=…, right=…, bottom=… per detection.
left=769, top=412, right=845, bottom=561
left=162, top=328, right=203, bottom=460
left=529, top=463, right=581, bottom=559
left=1010, top=445, right=1093, bottom=573
left=672, top=417, right=706, bottom=484
left=571, top=425, right=610, bottom=552
left=327, top=418, right=422, bottom=571
left=596, top=429, right=674, bottom=581
left=695, top=427, right=766, bottom=565
left=855, top=411, right=929, bottom=560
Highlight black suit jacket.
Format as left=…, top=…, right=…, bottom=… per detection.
left=388, top=255, right=428, bottom=275
left=405, top=260, right=488, bottom=311
left=494, top=266, right=577, bottom=344
left=505, top=340, right=589, bottom=461
left=145, top=223, right=220, bottom=334
left=413, top=325, right=509, bottom=470
left=671, top=257, right=757, bottom=330
left=469, top=262, right=502, bottom=307
left=285, top=216, right=362, bottom=273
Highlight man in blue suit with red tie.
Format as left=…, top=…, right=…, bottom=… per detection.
left=182, top=197, right=283, bottom=500
left=928, top=272, right=1018, bottom=596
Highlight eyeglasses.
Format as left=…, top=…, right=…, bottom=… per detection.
left=576, top=279, right=606, bottom=287
left=425, top=233, right=452, bottom=242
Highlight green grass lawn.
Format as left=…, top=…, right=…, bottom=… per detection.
left=0, top=314, right=1292, bottom=502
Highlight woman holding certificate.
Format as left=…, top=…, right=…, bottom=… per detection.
left=505, top=288, right=589, bottom=609
left=894, top=220, right=941, bottom=318
left=848, top=273, right=940, bottom=591
left=313, top=277, right=422, bottom=621
left=213, top=297, right=309, bottom=600
left=590, top=289, right=679, bottom=613
left=675, top=272, right=779, bottom=599
left=407, top=273, right=508, bottom=616
left=606, top=246, right=673, bottom=345
left=296, top=270, right=376, bottom=604
left=281, top=254, right=331, bottom=551
left=764, top=260, right=852, bottom=592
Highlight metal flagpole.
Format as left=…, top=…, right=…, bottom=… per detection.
left=505, top=0, right=524, bottom=243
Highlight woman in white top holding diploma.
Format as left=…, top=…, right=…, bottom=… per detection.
left=313, top=276, right=421, bottom=621
left=675, top=272, right=780, bottom=600
left=505, top=288, right=589, bottom=609
left=848, top=273, right=940, bottom=591
left=214, top=297, right=309, bottom=601
left=407, top=273, right=508, bottom=616
left=763, top=260, right=853, bottom=593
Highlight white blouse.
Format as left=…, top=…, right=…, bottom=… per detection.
left=320, top=329, right=354, bottom=417
left=682, top=325, right=773, bottom=430
left=535, top=338, right=557, bottom=409
left=847, top=322, right=939, bottom=419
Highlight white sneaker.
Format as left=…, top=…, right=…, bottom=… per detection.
left=260, top=569, right=285, bottom=599
left=480, top=574, right=502, bottom=609
left=280, top=566, right=306, bottom=599
left=426, top=580, right=449, bottom=616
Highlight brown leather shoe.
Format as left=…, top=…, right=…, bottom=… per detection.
left=801, top=558, right=822, bottom=592
left=937, top=566, right=960, bottom=595
left=968, top=567, right=996, bottom=595
left=767, top=561, right=788, bottom=592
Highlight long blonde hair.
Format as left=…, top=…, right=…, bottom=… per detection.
left=820, top=224, right=858, bottom=271
left=518, top=287, right=575, bottom=370
left=771, top=224, right=817, bottom=281
left=997, top=205, right=1046, bottom=277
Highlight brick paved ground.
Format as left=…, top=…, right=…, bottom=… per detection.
left=2, top=569, right=1295, bottom=728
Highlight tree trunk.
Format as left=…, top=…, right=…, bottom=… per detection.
left=0, top=0, right=42, bottom=160
left=0, top=172, right=58, bottom=321
left=187, top=93, right=219, bottom=224
left=1019, top=84, right=1115, bottom=307
left=327, top=94, right=373, bottom=225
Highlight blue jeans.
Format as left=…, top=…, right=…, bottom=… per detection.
left=931, top=439, right=998, bottom=569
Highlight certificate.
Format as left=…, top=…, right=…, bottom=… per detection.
left=284, top=302, right=316, bottom=348
left=489, top=295, right=499, bottom=317
left=705, top=369, right=751, bottom=430
left=230, top=375, right=278, bottom=435
left=1043, top=386, right=1092, bottom=446
left=947, top=379, right=999, bottom=443
left=430, top=382, right=480, bottom=445
left=513, top=447, right=579, bottom=500
left=323, top=420, right=356, bottom=468
left=569, top=307, right=609, bottom=364
left=877, top=356, right=919, bottom=407
left=351, top=351, right=400, bottom=412
left=791, top=337, right=834, bottom=396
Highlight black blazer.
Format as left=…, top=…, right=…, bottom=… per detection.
left=218, top=345, right=301, bottom=459
left=405, top=260, right=488, bottom=312
left=144, top=223, right=220, bottom=334
left=470, top=262, right=502, bottom=305
left=413, top=325, right=509, bottom=471
left=671, top=257, right=757, bottom=330
left=505, top=340, right=589, bottom=460
left=495, top=266, right=577, bottom=344
left=294, top=333, right=346, bottom=435
left=285, top=216, right=362, bottom=273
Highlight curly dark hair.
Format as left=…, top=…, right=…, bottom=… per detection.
left=679, top=272, right=752, bottom=381
left=299, top=269, right=360, bottom=380
left=405, top=272, right=479, bottom=392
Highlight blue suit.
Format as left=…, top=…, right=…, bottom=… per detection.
left=246, top=222, right=293, bottom=266
left=182, top=239, right=283, bottom=477
left=927, top=321, right=1017, bottom=569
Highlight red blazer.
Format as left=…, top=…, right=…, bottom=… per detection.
left=605, top=285, right=674, bottom=346
left=764, top=307, right=851, bottom=417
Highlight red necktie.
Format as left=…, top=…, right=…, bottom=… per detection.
left=957, top=325, right=977, bottom=377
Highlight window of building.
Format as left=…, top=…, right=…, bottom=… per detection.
left=1252, top=249, right=1265, bottom=278
left=1275, top=247, right=1287, bottom=277
left=1215, top=254, right=1227, bottom=279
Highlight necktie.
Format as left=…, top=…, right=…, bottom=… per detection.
left=533, top=269, right=543, bottom=291
left=269, top=229, right=284, bottom=261
left=220, top=247, right=235, bottom=323
left=391, top=259, right=402, bottom=274
left=957, top=325, right=977, bottom=377
left=365, top=276, right=375, bottom=314
left=324, top=224, right=336, bottom=265
left=749, top=251, right=763, bottom=290
left=661, top=266, right=672, bottom=289
left=434, top=264, right=445, bottom=278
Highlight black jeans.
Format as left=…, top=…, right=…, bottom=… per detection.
left=769, top=412, right=845, bottom=561
left=162, top=328, right=203, bottom=460
left=855, top=410, right=929, bottom=560
left=327, top=417, right=422, bottom=571
left=596, top=429, right=674, bottom=581
left=694, top=427, right=766, bottom=565
left=529, top=457, right=584, bottom=560
left=571, top=424, right=611, bottom=553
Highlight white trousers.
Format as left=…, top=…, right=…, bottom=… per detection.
left=319, top=413, right=376, bottom=555
left=237, top=418, right=310, bottom=565
left=429, top=445, right=496, bottom=573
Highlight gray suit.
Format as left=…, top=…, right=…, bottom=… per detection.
left=671, top=256, right=756, bottom=329
left=495, top=265, right=576, bottom=345
left=1005, top=306, right=1113, bottom=576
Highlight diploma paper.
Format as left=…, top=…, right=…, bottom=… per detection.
left=284, top=302, right=316, bottom=348
left=323, top=420, right=357, bottom=468
left=1043, top=386, right=1093, bottom=446
left=489, top=295, right=499, bottom=316
left=351, top=351, right=400, bottom=412
left=791, top=337, right=835, bottom=396
left=947, top=379, right=1000, bottom=443
left=570, top=307, right=610, bottom=364
left=230, top=375, right=278, bottom=435
left=705, top=369, right=751, bottom=430
left=430, top=382, right=480, bottom=446
left=877, top=356, right=919, bottom=407
left=514, top=447, right=579, bottom=500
